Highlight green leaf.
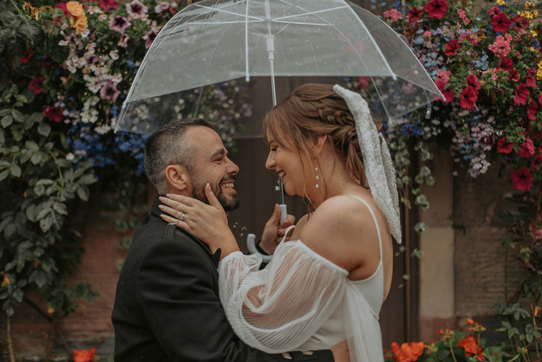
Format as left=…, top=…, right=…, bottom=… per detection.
left=25, top=204, right=36, bottom=222
left=39, top=213, right=55, bottom=232
left=25, top=141, right=39, bottom=151
left=11, top=110, right=24, bottom=122
left=1, top=115, right=13, bottom=128
left=55, top=158, right=71, bottom=168
left=0, top=129, right=4, bottom=145
left=10, top=164, right=21, bottom=177
left=52, top=202, right=67, bottom=216
left=0, top=109, right=10, bottom=117
left=0, top=160, right=10, bottom=168
left=38, top=122, right=51, bottom=137
left=78, top=173, right=97, bottom=185
left=77, top=186, right=89, bottom=201
left=30, top=152, right=42, bottom=165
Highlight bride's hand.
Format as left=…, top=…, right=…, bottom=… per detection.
left=159, top=184, right=239, bottom=258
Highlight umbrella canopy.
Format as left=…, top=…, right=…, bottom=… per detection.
left=116, top=0, right=443, bottom=133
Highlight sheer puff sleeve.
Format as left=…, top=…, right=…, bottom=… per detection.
left=218, top=240, right=349, bottom=354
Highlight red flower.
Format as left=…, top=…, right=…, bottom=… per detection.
left=73, top=348, right=96, bottom=362
left=497, top=138, right=513, bottom=154
left=40, top=57, right=53, bottom=71
left=28, top=76, right=45, bottom=95
left=408, top=7, right=424, bottom=23
left=460, top=86, right=477, bottom=109
left=435, top=78, right=454, bottom=103
left=497, top=57, right=513, bottom=72
left=98, top=0, right=119, bottom=12
left=458, top=337, right=479, bottom=356
left=424, top=0, right=449, bottom=19
left=42, top=106, right=64, bottom=123
left=532, top=155, right=542, bottom=170
left=519, top=137, right=535, bottom=158
left=508, top=69, right=520, bottom=82
left=539, top=94, right=542, bottom=105
left=526, top=75, right=537, bottom=88
left=489, top=7, right=501, bottom=16
left=513, top=15, right=529, bottom=29
left=358, top=76, right=371, bottom=88
left=466, top=74, right=481, bottom=93
left=511, top=168, right=534, bottom=191
left=391, top=341, right=425, bottom=362
left=492, top=12, right=512, bottom=33
left=445, top=39, right=460, bottom=56
left=514, top=84, right=530, bottom=105
left=21, top=49, right=32, bottom=64
left=528, top=101, right=539, bottom=121
left=55, top=2, right=69, bottom=17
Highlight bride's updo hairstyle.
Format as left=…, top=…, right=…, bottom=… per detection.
left=263, top=83, right=382, bottom=190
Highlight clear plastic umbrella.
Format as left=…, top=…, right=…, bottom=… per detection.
left=115, top=0, right=443, bottom=134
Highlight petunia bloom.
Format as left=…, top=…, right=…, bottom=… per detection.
left=424, top=0, right=449, bottom=19
left=126, top=0, right=147, bottom=18
left=497, top=138, right=513, bottom=154
left=109, top=16, right=131, bottom=33
left=445, top=39, right=460, bottom=56
left=383, top=9, right=402, bottom=22
left=98, top=0, right=118, bottom=12
left=511, top=168, right=534, bottom=191
left=100, top=81, right=121, bottom=102
left=497, top=57, right=513, bottom=72
left=142, top=29, right=158, bottom=49
left=460, top=86, right=477, bottom=109
left=28, top=76, right=45, bottom=94
left=42, top=106, right=64, bottom=123
left=466, top=74, right=481, bottom=93
left=21, top=49, right=33, bottom=64
left=519, top=137, right=535, bottom=158
left=514, top=84, right=530, bottom=105
left=408, top=7, right=424, bottom=23
left=528, top=100, right=539, bottom=120
left=492, top=11, right=512, bottom=33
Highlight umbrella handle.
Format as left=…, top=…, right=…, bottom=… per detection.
left=246, top=204, right=287, bottom=262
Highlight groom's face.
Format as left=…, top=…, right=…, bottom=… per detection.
left=184, top=126, right=240, bottom=211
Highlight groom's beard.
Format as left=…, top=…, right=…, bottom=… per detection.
left=190, top=174, right=240, bottom=211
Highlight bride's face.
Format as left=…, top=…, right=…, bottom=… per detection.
left=265, top=137, right=315, bottom=198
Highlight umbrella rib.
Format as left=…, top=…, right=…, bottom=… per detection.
left=195, top=3, right=263, bottom=21
left=245, top=0, right=250, bottom=81
left=272, top=20, right=331, bottom=26
left=273, top=5, right=349, bottom=21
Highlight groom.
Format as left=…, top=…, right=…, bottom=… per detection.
left=111, top=118, right=348, bottom=361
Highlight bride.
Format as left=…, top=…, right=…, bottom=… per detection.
left=159, top=84, right=401, bottom=361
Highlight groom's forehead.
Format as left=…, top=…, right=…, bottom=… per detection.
left=186, top=126, right=225, bottom=158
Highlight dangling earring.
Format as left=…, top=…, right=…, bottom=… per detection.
left=315, top=166, right=319, bottom=189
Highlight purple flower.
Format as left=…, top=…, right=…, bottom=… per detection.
left=100, top=82, right=121, bottom=102
left=126, top=0, right=147, bottom=18
left=143, top=29, right=158, bottom=49
left=109, top=16, right=131, bottom=33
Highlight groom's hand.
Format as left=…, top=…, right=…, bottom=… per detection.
left=330, top=341, right=349, bottom=362
left=260, top=204, right=295, bottom=255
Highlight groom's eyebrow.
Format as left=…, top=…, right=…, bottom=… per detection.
left=208, top=148, right=228, bottom=160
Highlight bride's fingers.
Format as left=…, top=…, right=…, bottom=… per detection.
left=161, top=213, right=190, bottom=232
left=159, top=196, right=190, bottom=212
left=205, top=183, right=224, bottom=211
left=158, top=204, right=187, bottom=221
left=165, top=193, right=198, bottom=207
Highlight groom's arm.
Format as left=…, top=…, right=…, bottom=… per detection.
left=138, top=237, right=335, bottom=362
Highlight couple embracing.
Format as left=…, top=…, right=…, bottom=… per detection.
left=111, top=83, right=401, bottom=362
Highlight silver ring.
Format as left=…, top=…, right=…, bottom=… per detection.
left=180, top=212, right=185, bottom=222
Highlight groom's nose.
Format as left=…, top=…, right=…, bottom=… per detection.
left=226, top=158, right=239, bottom=175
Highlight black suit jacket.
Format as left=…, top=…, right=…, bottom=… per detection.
left=112, top=197, right=335, bottom=362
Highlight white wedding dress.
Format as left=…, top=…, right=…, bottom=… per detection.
left=218, top=196, right=385, bottom=362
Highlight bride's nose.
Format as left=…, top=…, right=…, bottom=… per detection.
left=265, top=151, right=275, bottom=170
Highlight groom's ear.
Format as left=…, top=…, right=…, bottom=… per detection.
left=165, top=164, right=191, bottom=192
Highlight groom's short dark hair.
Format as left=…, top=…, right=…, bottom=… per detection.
left=144, top=118, right=215, bottom=194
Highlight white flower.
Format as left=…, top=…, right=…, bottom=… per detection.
left=87, top=6, right=103, bottom=14
left=154, top=2, right=170, bottom=13
left=98, top=14, right=108, bottom=21
left=95, top=124, right=112, bottom=134
left=126, top=0, right=148, bottom=19
left=88, top=82, right=102, bottom=93
left=59, top=40, right=69, bottom=46
left=111, top=74, right=122, bottom=85
left=66, top=153, right=75, bottom=161
left=81, top=29, right=90, bottom=38
left=109, top=50, right=119, bottom=60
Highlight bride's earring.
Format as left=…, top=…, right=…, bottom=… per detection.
left=315, top=166, right=319, bottom=189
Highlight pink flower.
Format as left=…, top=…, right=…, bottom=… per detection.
left=408, top=7, right=424, bottom=23
left=489, top=34, right=512, bottom=58
left=514, top=84, right=530, bottom=105
left=460, top=86, right=477, bottom=109
left=98, top=0, right=118, bottom=12
left=466, top=74, right=481, bottom=93
left=489, top=7, right=501, bottom=17
left=445, top=39, right=460, bottom=56
left=528, top=101, right=539, bottom=121
left=424, top=0, right=449, bottom=19
left=497, top=138, right=513, bottom=154
left=358, top=77, right=371, bottom=88
left=383, top=9, right=402, bottom=22
left=142, top=29, right=158, bottom=49
left=21, top=49, right=33, bottom=64
left=457, top=9, right=470, bottom=25
left=28, top=76, right=45, bottom=95
left=492, top=12, right=512, bottom=33
left=42, top=106, right=64, bottom=123
left=436, top=70, right=451, bottom=84
left=154, top=1, right=170, bottom=13
left=519, top=137, right=535, bottom=158
left=100, top=81, right=121, bottom=102
left=126, top=0, right=147, bottom=18
left=109, top=16, right=131, bottom=33
left=511, top=168, right=534, bottom=191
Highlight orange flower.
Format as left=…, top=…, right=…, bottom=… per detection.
left=67, top=1, right=85, bottom=17
left=458, top=336, right=479, bottom=356
left=73, top=348, right=96, bottom=362
left=392, top=342, right=425, bottom=362
left=1, top=274, right=10, bottom=287
left=466, top=318, right=474, bottom=325
left=71, top=15, right=88, bottom=34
